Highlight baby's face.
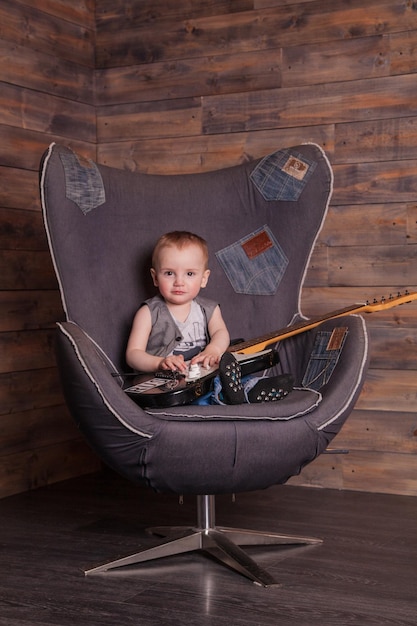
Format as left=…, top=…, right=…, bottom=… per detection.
left=151, top=243, right=210, bottom=307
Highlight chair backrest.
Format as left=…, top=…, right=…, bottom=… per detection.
left=40, top=142, right=333, bottom=371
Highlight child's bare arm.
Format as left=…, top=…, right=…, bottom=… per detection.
left=125, top=306, right=185, bottom=373
left=191, top=305, right=230, bottom=369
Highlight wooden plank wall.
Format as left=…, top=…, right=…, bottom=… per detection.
left=95, top=0, right=417, bottom=496
left=1, top=0, right=416, bottom=499
left=0, top=0, right=100, bottom=498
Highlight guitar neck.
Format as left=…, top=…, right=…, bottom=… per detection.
left=232, top=291, right=416, bottom=355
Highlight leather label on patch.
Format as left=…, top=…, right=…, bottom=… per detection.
left=327, top=327, right=348, bottom=351
left=242, top=230, right=273, bottom=259
left=282, top=156, right=309, bottom=181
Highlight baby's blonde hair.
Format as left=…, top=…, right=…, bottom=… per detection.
left=152, top=231, right=209, bottom=269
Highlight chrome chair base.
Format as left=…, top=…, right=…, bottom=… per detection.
left=85, top=495, right=322, bottom=587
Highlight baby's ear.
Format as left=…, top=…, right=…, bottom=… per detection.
left=150, top=268, right=158, bottom=286
left=201, top=268, right=210, bottom=287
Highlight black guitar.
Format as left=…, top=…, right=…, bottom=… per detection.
left=124, top=291, right=416, bottom=408
left=124, top=347, right=280, bottom=408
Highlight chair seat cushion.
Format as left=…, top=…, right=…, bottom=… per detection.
left=144, top=387, right=321, bottom=421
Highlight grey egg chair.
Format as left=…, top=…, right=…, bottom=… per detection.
left=40, top=142, right=369, bottom=586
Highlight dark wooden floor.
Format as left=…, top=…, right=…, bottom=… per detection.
left=0, top=471, right=416, bottom=626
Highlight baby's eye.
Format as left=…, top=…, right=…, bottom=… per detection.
left=187, top=271, right=195, bottom=276
left=164, top=270, right=173, bottom=276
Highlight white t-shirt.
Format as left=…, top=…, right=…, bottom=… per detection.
left=170, top=299, right=207, bottom=361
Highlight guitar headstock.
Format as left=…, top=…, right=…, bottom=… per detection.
left=362, top=290, right=417, bottom=313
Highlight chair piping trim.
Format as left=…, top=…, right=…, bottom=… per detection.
left=40, top=142, right=70, bottom=320
left=297, top=143, right=334, bottom=321
left=317, top=314, right=369, bottom=431
left=145, top=388, right=322, bottom=421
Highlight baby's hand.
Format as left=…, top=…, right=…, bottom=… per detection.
left=159, top=354, right=187, bottom=373
left=191, top=349, right=222, bottom=370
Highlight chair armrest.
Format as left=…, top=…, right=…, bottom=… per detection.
left=55, top=321, right=159, bottom=439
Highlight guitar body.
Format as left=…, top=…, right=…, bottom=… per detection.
left=124, top=349, right=279, bottom=408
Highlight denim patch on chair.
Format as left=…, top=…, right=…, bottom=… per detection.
left=250, top=148, right=317, bottom=202
left=59, top=150, right=105, bottom=215
left=215, top=225, right=288, bottom=295
left=302, top=327, right=348, bottom=391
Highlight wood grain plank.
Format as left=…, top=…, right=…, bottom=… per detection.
left=282, top=35, right=390, bottom=87
left=0, top=329, right=57, bottom=373
left=0, top=439, right=100, bottom=499
left=1, top=405, right=79, bottom=456
left=341, top=450, right=417, bottom=496
left=303, top=245, right=329, bottom=287
left=408, top=203, right=417, bottom=243
left=0, top=86, right=96, bottom=143
left=96, top=49, right=281, bottom=107
left=0, top=368, right=64, bottom=415
left=282, top=30, right=417, bottom=88
left=329, top=409, right=417, bottom=454
left=0, top=1, right=94, bottom=67
left=0, top=168, right=40, bottom=211
left=0, top=250, right=57, bottom=291
left=368, top=326, right=417, bottom=370
left=318, top=204, right=407, bottom=247
left=255, top=0, right=318, bottom=6
left=335, top=116, right=417, bottom=164
left=96, top=0, right=253, bottom=33
left=356, top=369, right=417, bottom=413
left=332, top=160, right=417, bottom=205
left=328, top=244, right=417, bottom=287
left=0, top=290, right=63, bottom=332
left=97, top=125, right=334, bottom=174
left=1, top=475, right=416, bottom=620
left=390, top=29, right=417, bottom=74
left=95, top=0, right=417, bottom=68
left=0, top=126, right=96, bottom=171
left=0, top=41, right=94, bottom=104
left=97, top=98, right=202, bottom=141
left=0, top=126, right=59, bottom=169
left=289, top=449, right=417, bottom=496
left=202, top=74, right=417, bottom=135
left=21, top=0, right=95, bottom=29
left=0, top=208, right=48, bottom=251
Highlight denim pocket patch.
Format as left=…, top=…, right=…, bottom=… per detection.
left=215, top=226, right=288, bottom=295
left=302, top=327, right=348, bottom=391
left=250, top=148, right=317, bottom=202
left=59, top=150, right=106, bottom=215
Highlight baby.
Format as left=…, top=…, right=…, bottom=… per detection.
left=126, top=231, right=292, bottom=404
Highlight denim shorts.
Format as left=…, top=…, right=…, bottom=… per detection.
left=215, top=225, right=288, bottom=295
left=250, top=148, right=317, bottom=202
left=192, top=374, right=255, bottom=406
left=59, top=150, right=106, bottom=214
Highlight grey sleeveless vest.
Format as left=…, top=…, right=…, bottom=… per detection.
left=143, top=295, right=218, bottom=357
